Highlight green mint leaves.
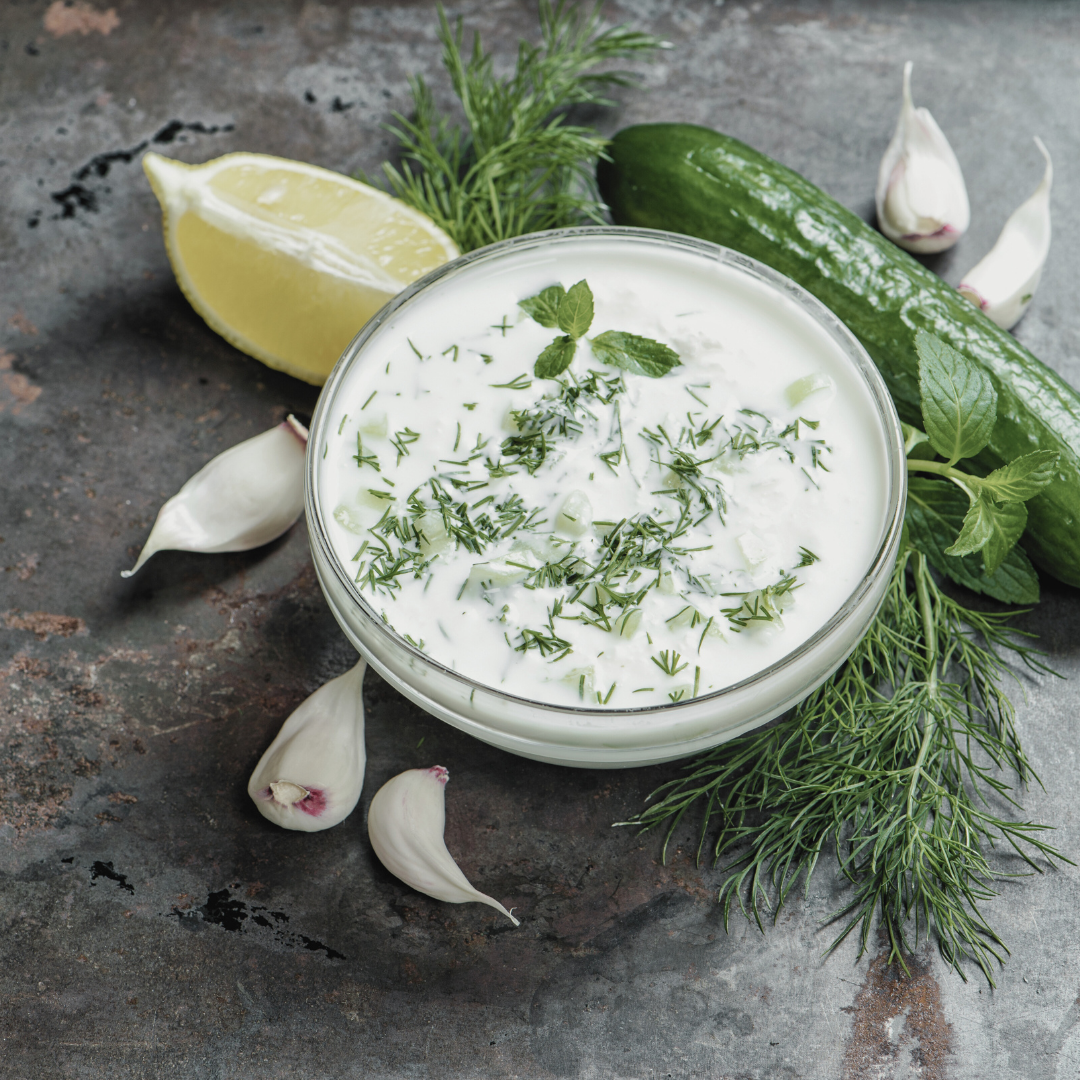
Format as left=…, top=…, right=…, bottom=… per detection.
left=591, top=331, right=681, bottom=378
left=905, top=331, right=1058, bottom=598
left=534, top=336, right=577, bottom=379
left=977, top=451, right=1060, bottom=502
left=519, top=279, right=681, bottom=380
left=917, top=330, right=998, bottom=466
left=518, top=280, right=592, bottom=377
left=905, top=478, right=1040, bottom=604
left=556, top=280, right=594, bottom=339
left=944, top=496, right=1027, bottom=576
left=518, top=285, right=565, bottom=328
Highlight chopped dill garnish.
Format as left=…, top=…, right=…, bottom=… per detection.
left=361, top=390, right=377, bottom=410
left=390, top=426, right=421, bottom=463
left=720, top=573, right=800, bottom=631
left=650, top=650, right=688, bottom=677
left=490, top=374, right=533, bottom=390
left=515, top=601, right=572, bottom=658
left=353, top=433, right=381, bottom=471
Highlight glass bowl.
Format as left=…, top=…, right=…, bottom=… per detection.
left=305, top=227, right=906, bottom=768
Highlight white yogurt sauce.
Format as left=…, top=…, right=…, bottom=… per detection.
left=318, top=239, right=889, bottom=709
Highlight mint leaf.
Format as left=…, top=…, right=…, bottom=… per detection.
left=534, top=335, right=576, bottom=379
left=557, top=280, right=594, bottom=339
left=916, top=330, right=997, bottom=464
left=905, top=477, right=1039, bottom=603
left=976, top=450, right=1059, bottom=503
left=949, top=498, right=1026, bottom=576
left=591, top=330, right=681, bottom=378
left=519, top=284, right=565, bottom=328
left=946, top=495, right=1027, bottom=575
left=900, top=420, right=936, bottom=461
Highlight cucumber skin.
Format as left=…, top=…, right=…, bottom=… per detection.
left=598, top=123, right=1080, bottom=587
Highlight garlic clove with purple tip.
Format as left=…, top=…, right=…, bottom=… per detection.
left=121, top=414, right=308, bottom=577
left=876, top=61, right=970, bottom=254
left=959, top=137, right=1053, bottom=331
left=367, top=766, right=520, bottom=925
left=248, top=658, right=367, bottom=832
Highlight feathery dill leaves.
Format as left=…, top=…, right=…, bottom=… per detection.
left=622, top=547, right=1068, bottom=984
left=377, top=2, right=666, bottom=252
left=720, top=573, right=799, bottom=631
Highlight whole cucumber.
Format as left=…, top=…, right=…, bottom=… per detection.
left=598, top=123, right=1080, bottom=587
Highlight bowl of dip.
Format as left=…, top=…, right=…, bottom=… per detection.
left=306, top=228, right=906, bottom=767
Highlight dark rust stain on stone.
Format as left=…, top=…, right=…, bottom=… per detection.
left=841, top=937, right=953, bottom=1080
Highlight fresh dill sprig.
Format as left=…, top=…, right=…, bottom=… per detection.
left=377, top=2, right=665, bottom=252
left=621, top=547, right=1068, bottom=985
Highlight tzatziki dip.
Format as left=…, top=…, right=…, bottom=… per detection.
left=317, top=236, right=890, bottom=710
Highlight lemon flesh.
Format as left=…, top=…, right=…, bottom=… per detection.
left=143, top=152, right=460, bottom=385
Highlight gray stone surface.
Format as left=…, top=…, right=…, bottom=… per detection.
left=1, top=1, right=1079, bottom=1077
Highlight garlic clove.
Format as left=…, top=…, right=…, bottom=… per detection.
left=122, top=415, right=308, bottom=577
left=367, top=766, right=519, bottom=925
left=875, top=62, right=970, bottom=254
left=248, top=658, right=367, bottom=832
left=958, top=137, right=1053, bottom=331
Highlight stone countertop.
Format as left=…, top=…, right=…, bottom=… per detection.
left=2, top=2, right=1079, bottom=1077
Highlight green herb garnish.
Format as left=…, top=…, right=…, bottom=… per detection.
left=591, top=330, right=681, bottom=378
left=377, top=3, right=664, bottom=253
left=519, top=278, right=681, bottom=380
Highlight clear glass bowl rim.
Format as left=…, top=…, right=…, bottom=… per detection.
left=306, top=225, right=907, bottom=720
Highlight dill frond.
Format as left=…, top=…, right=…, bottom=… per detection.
left=379, top=2, right=665, bottom=252
left=622, top=547, right=1069, bottom=986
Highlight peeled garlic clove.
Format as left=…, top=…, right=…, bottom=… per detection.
left=122, top=415, right=308, bottom=577
left=875, top=62, right=970, bottom=254
left=959, top=137, right=1053, bottom=330
left=367, top=766, right=519, bottom=925
left=248, top=658, right=367, bottom=832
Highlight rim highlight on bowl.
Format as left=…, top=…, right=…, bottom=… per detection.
left=306, top=227, right=907, bottom=768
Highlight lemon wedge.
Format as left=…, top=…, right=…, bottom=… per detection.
left=143, top=152, right=460, bottom=385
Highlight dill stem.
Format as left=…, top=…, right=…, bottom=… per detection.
left=908, top=553, right=938, bottom=820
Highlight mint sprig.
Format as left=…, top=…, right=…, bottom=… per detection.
left=904, top=331, right=1058, bottom=595
left=518, top=279, right=681, bottom=380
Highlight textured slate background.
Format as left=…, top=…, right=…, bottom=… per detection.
left=1, top=2, right=1079, bottom=1077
